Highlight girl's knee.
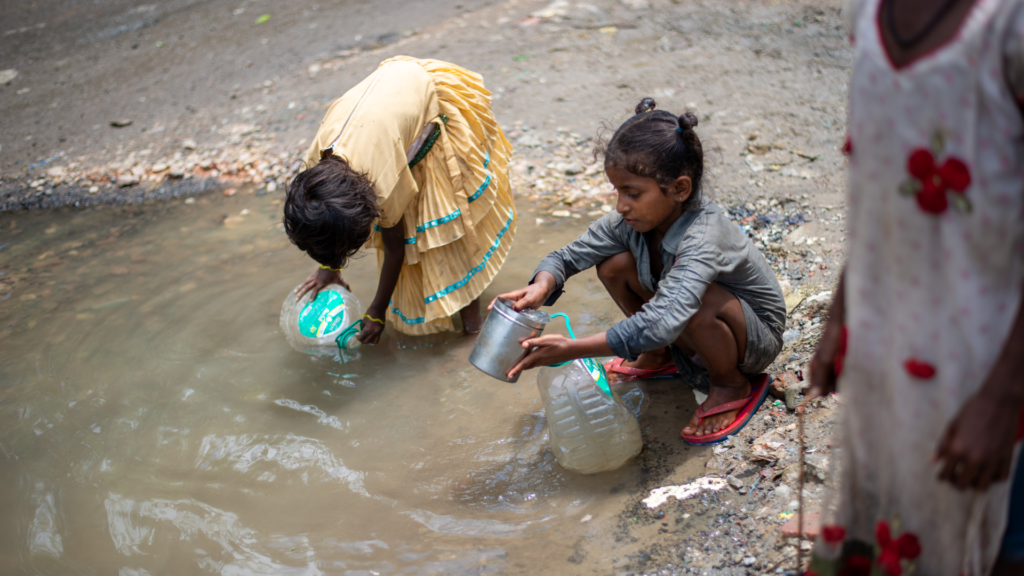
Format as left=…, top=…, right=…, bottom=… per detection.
left=596, top=251, right=636, bottom=282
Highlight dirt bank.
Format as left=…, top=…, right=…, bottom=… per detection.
left=1, top=0, right=852, bottom=573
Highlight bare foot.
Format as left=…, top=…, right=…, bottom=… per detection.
left=607, top=347, right=674, bottom=383
left=681, top=375, right=751, bottom=438
left=459, top=299, right=483, bottom=334
left=619, top=347, right=673, bottom=370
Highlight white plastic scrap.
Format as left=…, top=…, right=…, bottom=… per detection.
left=642, top=477, right=728, bottom=509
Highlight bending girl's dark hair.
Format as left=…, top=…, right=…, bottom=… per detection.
left=596, top=97, right=704, bottom=211
left=283, top=154, right=380, bottom=270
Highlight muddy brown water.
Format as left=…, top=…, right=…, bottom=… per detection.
left=0, top=190, right=709, bottom=575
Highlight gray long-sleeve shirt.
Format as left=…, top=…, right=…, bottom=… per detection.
left=533, top=202, right=787, bottom=362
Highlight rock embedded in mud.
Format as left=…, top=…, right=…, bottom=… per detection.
left=110, top=119, right=133, bottom=128
left=182, top=139, right=197, bottom=150
left=117, top=174, right=140, bottom=187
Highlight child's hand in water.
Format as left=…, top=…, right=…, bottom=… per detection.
left=295, top=268, right=349, bottom=301
left=491, top=272, right=557, bottom=312
left=356, top=316, right=385, bottom=345
left=506, top=334, right=575, bottom=379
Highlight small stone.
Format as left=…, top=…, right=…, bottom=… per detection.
left=773, top=485, right=791, bottom=500
left=184, top=197, right=196, bottom=204
left=182, top=138, right=197, bottom=150
left=151, top=163, right=169, bottom=173
left=0, top=69, right=18, bottom=84
left=224, top=188, right=237, bottom=196
left=88, top=186, right=99, bottom=194
left=552, top=210, right=571, bottom=218
left=580, top=514, right=593, bottom=523
left=266, top=181, right=278, bottom=193
left=743, top=556, right=756, bottom=566
left=782, top=329, right=801, bottom=343
left=46, top=166, right=66, bottom=178
left=516, top=133, right=543, bottom=148
left=110, top=119, right=133, bottom=128
left=785, top=387, right=802, bottom=411
left=117, top=174, right=140, bottom=187
left=601, top=204, right=613, bottom=213
left=727, top=475, right=744, bottom=490
left=558, top=161, right=585, bottom=175
left=199, top=160, right=213, bottom=170
left=168, top=168, right=185, bottom=179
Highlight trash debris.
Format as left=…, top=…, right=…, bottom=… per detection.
left=642, top=477, right=728, bottom=508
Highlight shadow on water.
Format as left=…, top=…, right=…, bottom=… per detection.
left=0, top=191, right=707, bottom=574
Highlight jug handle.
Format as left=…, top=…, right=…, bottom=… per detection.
left=547, top=313, right=612, bottom=398
left=335, top=318, right=363, bottom=351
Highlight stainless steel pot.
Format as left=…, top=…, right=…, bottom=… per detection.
left=469, top=298, right=550, bottom=382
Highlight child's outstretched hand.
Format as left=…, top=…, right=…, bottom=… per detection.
left=490, top=272, right=557, bottom=312
left=506, top=334, right=575, bottom=380
left=295, top=268, right=349, bottom=301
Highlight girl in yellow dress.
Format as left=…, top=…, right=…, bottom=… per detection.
left=284, top=56, right=516, bottom=344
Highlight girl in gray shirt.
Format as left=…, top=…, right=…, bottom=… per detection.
left=498, top=98, right=786, bottom=444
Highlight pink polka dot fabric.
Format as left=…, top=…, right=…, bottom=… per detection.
left=826, top=0, right=1024, bottom=574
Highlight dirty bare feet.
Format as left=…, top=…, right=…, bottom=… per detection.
left=606, top=347, right=674, bottom=382
left=459, top=298, right=483, bottom=334
left=681, top=374, right=751, bottom=438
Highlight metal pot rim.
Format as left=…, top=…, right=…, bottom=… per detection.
left=493, top=297, right=550, bottom=330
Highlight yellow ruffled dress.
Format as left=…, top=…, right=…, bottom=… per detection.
left=302, top=56, right=516, bottom=335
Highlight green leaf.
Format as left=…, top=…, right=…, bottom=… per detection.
left=951, top=193, right=972, bottom=214
left=512, top=55, right=530, bottom=62
left=255, top=14, right=270, bottom=24
left=930, top=130, right=945, bottom=155
left=898, top=179, right=919, bottom=196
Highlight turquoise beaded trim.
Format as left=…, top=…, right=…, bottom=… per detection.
left=423, top=207, right=514, bottom=305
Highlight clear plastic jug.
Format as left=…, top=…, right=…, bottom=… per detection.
left=280, top=283, right=363, bottom=353
left=537, top=315, right=643, bottom=474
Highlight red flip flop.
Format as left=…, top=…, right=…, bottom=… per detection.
left=681, top=374, right=772, bottom=445
left=603, top=357, right=680, bottom=382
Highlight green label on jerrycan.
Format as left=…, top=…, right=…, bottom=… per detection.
left=297, top=290, right=346, bottom=338
left=579, top=357, right=612, bottom=397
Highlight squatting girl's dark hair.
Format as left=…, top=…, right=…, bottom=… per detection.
left=283, top=154, right=379, bottom=270
left=597, top=97, right=704, bottom=211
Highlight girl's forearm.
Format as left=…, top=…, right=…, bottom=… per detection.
left=367, top=220, right=406, bottom=319
left=980, top=280, right=1024, bottom=405
left=567, top=333, right=614, bottom=359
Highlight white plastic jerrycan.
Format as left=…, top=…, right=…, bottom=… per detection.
left=280, top=283, right=364, bottom=353
left=536, top=314, right=643, bottom=474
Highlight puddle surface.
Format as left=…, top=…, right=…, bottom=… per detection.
left=0, top=192, right=703, bottom=574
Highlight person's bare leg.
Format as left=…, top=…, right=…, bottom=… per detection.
left=596, top=251, right=672, bottom=370
left=678, top=283, right=750, bottom=437
left=460, top=298, right=483, bottom=334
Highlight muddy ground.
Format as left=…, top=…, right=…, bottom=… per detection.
left=0, top=0, right=851, bottom=574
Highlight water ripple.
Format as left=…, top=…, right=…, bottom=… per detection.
left=194, top=434, right=367, bottom=497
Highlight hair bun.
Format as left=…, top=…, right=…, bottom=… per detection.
left=678, top=112, right=698, bottom=130
left=634, top=97, right=657, bottom=115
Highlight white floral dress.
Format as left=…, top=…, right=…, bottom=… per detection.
left=819, top=1, right=1024, bottom=574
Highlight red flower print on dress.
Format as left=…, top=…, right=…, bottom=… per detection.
left=900, top=131, right=972, bottom=215
left=895, top=533, right=922, bottom=560
left=904, top=358, right=937, bottom=379
left=822, top=525, right=846, bottom=544
left=872, top=520, right=923, bottom=576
